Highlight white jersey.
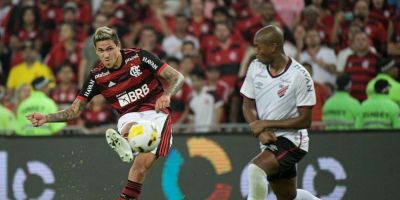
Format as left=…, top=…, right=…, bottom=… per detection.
left=240, top=58, right=316, bottom=151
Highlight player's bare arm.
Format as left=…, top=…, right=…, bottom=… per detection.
left=242, top=96, right=258, bottom=124
left=250, top=106, right=313, bottom=132
left=155, top=65, right=184, bottom=111
left=243, top=96, right=277, bottom=143
left=47, top=99, right=87, bottom=122
left=26, top=99, right=87, bottom=127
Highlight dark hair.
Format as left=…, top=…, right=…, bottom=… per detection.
left=374, top=79, right=390, bottom=94
left=336, top=74, right=351, bottom=91
left=190, top=68, right=206, bottom=80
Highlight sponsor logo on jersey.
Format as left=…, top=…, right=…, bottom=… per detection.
left=94, top=71, right=110, bottom=79
left=277, top=85, right=289, bottom=97
left=142, top=56, right=158, bottom=70
left=125, top=54, right=139, bottom=64
left=130, top=65, right=142, bottom=77
left=117, top=84, right=150, bottom=107
left=84, top=79, right=95, bottom=97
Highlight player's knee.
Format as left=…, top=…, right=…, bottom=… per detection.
left=121, top=122, right=138, bottom=138
left=253, top=159, right=279, bottom=176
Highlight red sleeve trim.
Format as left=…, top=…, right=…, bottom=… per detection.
left=76, top=95, right=88, bottom=102
left=157, top=63, right=169, bottom=76
left=240, top=92, right=255, bottom=100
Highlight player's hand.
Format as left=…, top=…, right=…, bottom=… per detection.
left=26, top=112, right=47, bottom=127
left=249, top=120, right=266, bottom=136
left=155, top=94, right=170, bottom=112
left=258, top=131, right=277, bottom=145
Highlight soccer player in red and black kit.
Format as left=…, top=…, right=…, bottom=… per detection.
left=26, top=26, right=184, bottom=200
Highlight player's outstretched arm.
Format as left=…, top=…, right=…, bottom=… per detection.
left=26, top=98, right=87, bottom=126
left=156, top=65, right=184, bottom=111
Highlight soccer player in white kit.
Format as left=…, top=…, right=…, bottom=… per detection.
left=240, top=25, right=320, bottom=200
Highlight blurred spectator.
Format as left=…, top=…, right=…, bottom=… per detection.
left=57, top=1, right=88, bottom=43
left=336, top=22, right=363, bottom=73
left=79, top=95, right=117, bottom=134
left=237, top=1, right=292, bottom=44
left=332, top=0, right=387, bottom=53
left=344, top=31, right=379, bottom=101
left=271, top=0, right=304, bottom=28
left=181, top=40, right=203, bottom=67
left=179, top=55, right=196, bottom=86
left=187, top=0, right=212, bottom=39
left=137, top=25, right=166, bottom=59
left=3, top=5, right=42, bottom=52
left=168, top=57, right=192, bottom=125
left=50, top=62, right=79, bottom=110
left=360, top=79, right=400, bottom=129
left=387, top=13, right=400, bottom=78
left=205, top=21, right=247, bottom=88
left=140, top=0, right=175, bottom=39
left=162, top=13, right=199, bottom=59
left=11, top=83, right=31, bottom=112
left=79, top=13, right=109, bottom=86
left=204, top=67, right=230, bottom=123
left=369, top=0, right=395, bottom=29
left=98, top=0, right=139, bottom=47
left=16, top=76, right=65, bottom=136
left=0, top=0, right=13, bottom=37
left=303, top=62, right=329, bottom=130
left=322, top=74, right=362, bottom=130
left=0, top=85, right=16, bottom=135
left=45, top=22, right=83, bottom=77
left=188, top=68, right=217, bottom=132
left=7, top=40, right=55, bottom=91
left=292, top=24, right=306, bottom=60
left=366, top=57, right=400, bottom=105
left=299, top=5, right=332, bottom=45
left=300, top=29, right=337, bottom=87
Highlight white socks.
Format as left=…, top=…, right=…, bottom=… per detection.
left=295, top=189, right=320, bottom=200
left=247, top=163, right=268, bottom=200
left=247, top=164, right=319, bottom=200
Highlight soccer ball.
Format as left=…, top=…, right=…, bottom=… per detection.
left=127, top=120, right=160, bottom=153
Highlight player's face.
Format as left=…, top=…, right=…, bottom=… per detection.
left=253, top=38, right=274, bottom=64
left=95, top=40, right=121, bottom=69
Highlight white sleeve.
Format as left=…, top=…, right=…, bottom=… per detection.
left=295, top=70, right=316, bottom=106
left=324, top=48, right=337, bottom=64
left=240, top=63, right=256, bottom=99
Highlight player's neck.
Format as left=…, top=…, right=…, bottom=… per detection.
left=268, top=54, right=289, bottom=74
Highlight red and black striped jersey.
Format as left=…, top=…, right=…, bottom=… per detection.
left=77, top=48, right=168, bottom=115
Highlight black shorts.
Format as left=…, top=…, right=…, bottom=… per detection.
left=263, top=137, right=307, bottom=181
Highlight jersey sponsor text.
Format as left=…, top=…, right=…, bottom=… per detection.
left=117, top=84, right=150, bottom=107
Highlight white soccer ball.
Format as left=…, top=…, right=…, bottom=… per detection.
left=127, top=120, right=160, bottom=153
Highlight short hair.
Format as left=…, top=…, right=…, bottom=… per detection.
left=190, top=68, right=206, bottom=80
left=374, top=79, right=390, bottom=94
left=336, top=74, right=351, bottom=91
left=93, top=26, right=120, bottom=46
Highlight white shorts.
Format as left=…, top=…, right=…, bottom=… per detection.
left=117, top=110, right=173, bottom=157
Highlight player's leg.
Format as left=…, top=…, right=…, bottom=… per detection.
left=248, top=149, right=280, bottom=200
left=267, top=137, right=319, bottom=200
left=118, top=152, right=157, bottom=200
left=118, top=111, right=172, bottom=200
left=269, top=178, right=320, bottom=200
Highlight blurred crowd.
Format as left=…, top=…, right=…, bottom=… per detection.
left=0, top=0, right=400, bottom=135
